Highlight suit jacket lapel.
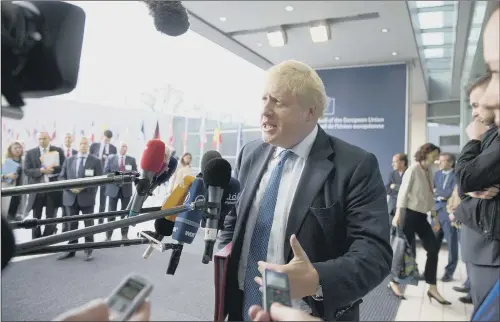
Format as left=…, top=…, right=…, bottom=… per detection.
left=284, top=128, right=335, bottom=260
left=234, top=144, right=275, bottom=242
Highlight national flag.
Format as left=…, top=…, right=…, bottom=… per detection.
left=236, top=123, right=244, bottom=154
left=199, top=117, right=207, bottom=148
left=80, top=129, right=85, bottom=136
left=25, top=128, right=31, bottom=138
left=212, top=127, right=222, bottom=150
left=102, top=122, right=108, bottom=132
left=153, top=120, right=160, bottom=139
left=90, top=121, right=95, bottom=142
left=16, top=132, right=20, bottom=140
left=140, top=121, right=145, bottom=141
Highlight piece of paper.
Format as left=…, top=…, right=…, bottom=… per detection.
left=42, top=151, right=60, bottom=167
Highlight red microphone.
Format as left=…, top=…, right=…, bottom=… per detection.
left=127, top=140, right=166, bottom=217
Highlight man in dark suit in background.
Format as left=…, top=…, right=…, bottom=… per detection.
left=24, top=131, right=65, bottom=239
left=386, top=153, right=407, bottom=235
left=89, top=129, right=117, bottom=222
left=103, top=141, right=137, bottom=241
left=218, top=60, right=392, bottom=321
left=58, top=136, right=103, bottom=261
left=61, top=132, right=77, bottom=232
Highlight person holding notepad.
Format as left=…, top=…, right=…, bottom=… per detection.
left=1, top=141, right=27, bottom=220
left=24, top=131, right=66, bottom=239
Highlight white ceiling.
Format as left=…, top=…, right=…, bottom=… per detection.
left=184, top=1, right=428, bottom=103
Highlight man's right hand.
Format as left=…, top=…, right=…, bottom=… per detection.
left=467, top=186, right=500, bottom=199
left=5, top=173, right=18, bottom=180
left=40, top=167, right=53, bottom=174
left=249, top=303, right=322, bottom=322
left=53, top=299, right=150, bottom=321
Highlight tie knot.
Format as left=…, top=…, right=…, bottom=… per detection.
left=279, top=149, right=294, bottom=162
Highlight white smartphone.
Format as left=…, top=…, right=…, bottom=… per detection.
left=106, top=273, right=153, bottom=321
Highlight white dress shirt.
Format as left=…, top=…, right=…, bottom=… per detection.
left=238, top=125, right=318, bottom=311
left=76, top=153, right=89, bottom=175
left=99, top=142, right=109, bottom=158
left=39, top=145, right=51, bottom=182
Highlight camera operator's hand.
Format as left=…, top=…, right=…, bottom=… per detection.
left=53, top=299, right=150, bottom=322
left=248, top=303, right=322, bottom=322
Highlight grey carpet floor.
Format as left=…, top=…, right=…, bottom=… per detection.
left=2, top=239, right=402, bottom=321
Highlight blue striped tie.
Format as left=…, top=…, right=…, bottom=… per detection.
left=243, top=149, right=294, bottom=321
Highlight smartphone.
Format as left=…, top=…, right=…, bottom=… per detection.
left=106, top=273, right=153, bottom=321
left=262, top=269, right=292, bottom=312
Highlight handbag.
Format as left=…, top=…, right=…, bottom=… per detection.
left=390, top=227, right=419, bottom=286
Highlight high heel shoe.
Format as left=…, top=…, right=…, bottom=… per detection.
left=387, top=283, right=406, bottom=300
left=427, top=291, right=451, bottom=305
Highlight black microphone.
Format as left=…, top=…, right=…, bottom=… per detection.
left=200, top=150, right=221, bottom=175
left=142, top=219, right=175, bottom=259
left=143, top=0, right=190, bottom=37
left=202, top=158, right=232, bottom=264
left=2, top=216, right=16, bottom=270
left=166, top=244, right=183, bottom=275
left=149, top=156, right=178, bottom=195
left=201, top=177, right=241, bottom=231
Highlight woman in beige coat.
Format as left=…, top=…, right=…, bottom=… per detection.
left=169, top=152, right=193, bottom=192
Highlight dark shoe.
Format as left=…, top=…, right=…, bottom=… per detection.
left=57, top=252, right=75, bottom=260
left=98, top=219, right=104, bottom=224
left=427, top=291, right=451, bottom=305
left=84, top=250, right=93, bottom=261
left=459, top=295, right=473, bottom=304
left=441, top=275, right=453, bottom=282
left=453, top=286, right=470, bottom=293
left=387, top=283, right=406, bottom=300
left=105, top=235, right=111, bottom=242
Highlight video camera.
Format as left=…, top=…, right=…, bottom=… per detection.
left=1, top=1, right=86, bottom=119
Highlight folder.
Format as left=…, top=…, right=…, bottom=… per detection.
left=214, top=242, right=232, bottom=322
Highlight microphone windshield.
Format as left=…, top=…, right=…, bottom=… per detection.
left=144, top=0, right=190, bottom=37
left=140, top=140, right=166, bottom=172
left=203, top=158, right=232, bottom=188
left=154, top=218, right=175, bottom=236
left=200, top=150, right=221, bottom=174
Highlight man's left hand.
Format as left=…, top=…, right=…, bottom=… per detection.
left=255, top=234, right=319, bottom=299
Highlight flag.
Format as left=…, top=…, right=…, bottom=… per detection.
left=33, top=128, right=38, bottom=142
left=51, top=130, right=56, bottom=141
left=102, top=122, right=108, bottom=132
left=90, top=121, right=95, bottom=142
left=236, top=123, right=244, bottom=154
left=80, top=129, right=85, bottom=136
left=153, top=120, right=160, bottom=139
left=167, top=117, right=174, bottom=145
left=199, top=117, right=207, bottom=148
left=212, top=127, right=222, bottom=150
left=16, top=132, right=20, bottom=140
left=140, top=121, right=145, bottom=141
left=25, top=128, right=31, bottom=138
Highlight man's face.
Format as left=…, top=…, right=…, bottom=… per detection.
left=38, top=132, right=50, bottom=148
left=439, top=155, right=453, bottom=171
left=79, top=138, right=90, bottom=154
left=470, top=85, right=495, bottom=125
left=64, top=134, right=73, bottom=147
left=261, top=84, right=316, bottom=149
left=480, top=9, right=500, bottom=127
left=120, top=143, right=128, bottom=155
left=392, top=154, right=403, bottom=171
left=103, top=136, right=111, bottom=145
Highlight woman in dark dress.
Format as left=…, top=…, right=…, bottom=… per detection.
left=1, top=141, right=25, bottom=220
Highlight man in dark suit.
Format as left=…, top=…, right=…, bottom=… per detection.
left=103, top=141, right=137, bottom=241
left=433, top=152, right=457, bottom=282
left=454, top=72, right=499, bottom=312
left=58, top=136, right=103, bottom=261
left=386, top=153, right=407, bottom=235
left=61, top=132, right=77, bottom=232
left=218, top=60, right=392, bottom=321
left=24, top=131, right=66, bottom=239
left=89, top=129, right=117, bottom=221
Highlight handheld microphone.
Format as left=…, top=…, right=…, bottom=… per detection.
left=202, top=158, right=232, bottom=264
left=201, top=177, right=241, bottom=230
left=149, top=157, right=178, bottom=194
left=200, top=150, right=221, bottom=175
left=143, top=0, right=190, bottom=37
left=128, top=140, right=165, bottom=218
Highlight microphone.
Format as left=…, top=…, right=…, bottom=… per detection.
left=201, top=177, right=241, bottom=230
left=128, top=140, right=165, bottom=218
left=202, top=158, right=232, bottom=264
left=2, top=216, right=16, bottom=270
left=143, top=175, right=195, bottom=259
left=143, top=0, right=190, bottom=37
left=149, top=157, right=178, bottom=195
left=200, top=150, right=221, bottom=175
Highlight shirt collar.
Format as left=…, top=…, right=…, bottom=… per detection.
left=274, top=124, right=318, bottom=160
left=77, top=153, right=89, bottom=158
left=39, top=145, right=51, bottom=152
left=442, top=169, right=453, bottom=175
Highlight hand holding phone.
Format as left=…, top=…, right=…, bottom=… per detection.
left=262, top=269, right=292, bottom=313
left=106, top=274, right=153, bottom=321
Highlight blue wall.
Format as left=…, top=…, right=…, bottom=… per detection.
left=317, top=64, right=407, bottom=183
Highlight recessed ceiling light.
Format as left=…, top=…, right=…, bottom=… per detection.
left=267, top=29, right=287, bottom=47
left=309, top=23, right=330, bottom=43
left=285, top=6, right=294, bottom=12
left=381, top=28, right=389, bottom=33
left=392, top=51, right=398, bottom=56
left=219, top=17, right=227, bottom=22
left=334, top=56, right=340, bottom=60
left=257, top=43, right=263, bottom=47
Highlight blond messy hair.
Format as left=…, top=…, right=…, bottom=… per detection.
left=266, top=60, right=327, bottom=118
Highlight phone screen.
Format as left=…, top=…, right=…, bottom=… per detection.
left=109, top=279, right=145, bottom=313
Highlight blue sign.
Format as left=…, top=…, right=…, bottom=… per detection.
left=317, top=64, right=407, bottom=183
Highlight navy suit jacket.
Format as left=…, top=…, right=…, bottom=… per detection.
left=434, top=169, right=456, bottom=218
left=103, top=154, right=137, bottom=198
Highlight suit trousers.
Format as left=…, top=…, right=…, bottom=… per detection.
left=435, top=213, right=459, bottom=277
left=469, top=264, right=500, bottom=315
left=106, top=189, right=131, bottom=239
left=98, top=186, right=107, bottom=223
left=66, top=203, right=95, bottom=245
left=32, top=193, right=57, bottom=239
left=403, top=209, right=440, bottom=285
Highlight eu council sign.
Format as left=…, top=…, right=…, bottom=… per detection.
left=317, top=64, right=407, bottom=183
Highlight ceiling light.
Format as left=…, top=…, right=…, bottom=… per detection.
left=334, top=56, right=340, bottom=61
left=285, top=6, right=294, bottom=12
left=309, top=22, right=330, bottom=43
left=392, top=52, right=398, bottom=56
left=381, top=28, right=389, bottom=33
left=267, top=29, right=287, bottom=47
left=219, top=17, right=227, bottom=22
